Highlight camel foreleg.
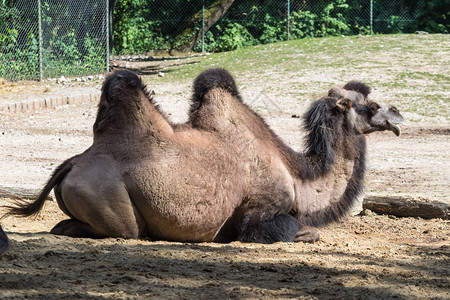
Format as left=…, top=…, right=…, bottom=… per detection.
left=294, top=225, right=320, bottom=243
left=238, top=214, right=299, bottom=244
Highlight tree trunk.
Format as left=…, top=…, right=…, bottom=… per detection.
left=173, top=0, right=236, bottom=53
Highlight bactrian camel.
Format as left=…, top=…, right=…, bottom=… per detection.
left=6, top=69, right=402, bottom=243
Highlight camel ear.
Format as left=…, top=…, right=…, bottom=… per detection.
left=368, top=101, right=380, bottom=115
left=336, top=98, right=352, bottom=111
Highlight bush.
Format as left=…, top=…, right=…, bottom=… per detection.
left=0, top=28, right=39, bottom=80
left=215, top=23, right=256, bottom=52
left=290, top=11, right=317, bottom=39
left=259, top=14, right=287, bottom=44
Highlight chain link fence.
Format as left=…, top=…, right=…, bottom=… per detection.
left=0, top=0, right=108, bottom=81
left=112, top=0, right=446, bottom=54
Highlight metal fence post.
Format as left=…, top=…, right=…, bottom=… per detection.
left=38, top=0, right=43, bottom=80
left=287, top=0, right=290, bottom=40
left=106, top=0, right=110, bottom=72
left=202, top=0, right=205, bottom=53
left=370, top=0, right=373, bottom=35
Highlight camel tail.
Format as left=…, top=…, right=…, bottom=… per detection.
left=5, top=158, right=74, bottom=218
left=191, top=68, right=242, bottom=108
left=0, top=225, right=9, bottom=254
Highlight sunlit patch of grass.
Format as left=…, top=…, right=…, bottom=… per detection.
left=394, top=93, right=449, bottom=118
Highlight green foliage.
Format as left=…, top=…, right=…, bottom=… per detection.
left=115, top=17, right=168, bottom=54
left=0, top=0, right=106, bottom=80
left=51, top=29, right=81, bottom=61
left=215, top=23, right=256, bottom=52
left=259, top=14, right=287, bottom=44
left=44, top=31, right=106, bottom=78
left=387, top=16, right=407, bottom=34
left=419, top=0, right=449, bottom=33
left=113, top=0, right=204, bottom=54
left=0, top=24, right=39, bottom=80
left=289, top=11, right=317, bottom=39
left=315, top=1, right=351, bottom=36
left=113, top=0, right=171, bottom=54
left=193, top=30, right=216, bottom=52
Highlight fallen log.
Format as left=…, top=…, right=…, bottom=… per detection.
left=363, top=196, right=449, bottom=220
left=0, top=186, right=51, bottom=201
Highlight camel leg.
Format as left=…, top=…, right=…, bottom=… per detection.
left=51, top=219, right=108, bottom=239
left=238, top=214, right=299, bottom=244
left=56, top=172, right=146, bottom=239
left=0, top=226, right=9, bottom=254
left=294, top=225, right=320, bottom=243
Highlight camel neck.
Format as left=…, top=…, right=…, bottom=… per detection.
left=292, top=135, right=366, bottom=227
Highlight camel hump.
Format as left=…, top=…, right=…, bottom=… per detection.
left=106, top=69, right=142, bottom=88
left=343, top=81, right=371, bottom=97
left=102, top=69, right=149, bottom=104
left=192, top=68, right=242, bottom=104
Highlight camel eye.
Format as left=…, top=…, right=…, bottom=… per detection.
left=390, top=106, right=399, bottom=113
left=369, top=102, right=380, bottom=114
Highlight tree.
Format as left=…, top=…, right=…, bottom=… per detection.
left=173, top=0, right=235, bottom=52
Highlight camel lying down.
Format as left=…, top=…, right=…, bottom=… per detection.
left=6, top=69, right=403, bottom=243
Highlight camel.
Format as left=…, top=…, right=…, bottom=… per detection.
left=0, top=225, right=8, bottom=254
left=188, top=68, right=403, bottom=242
left=6, top=69, right=402, bottom=243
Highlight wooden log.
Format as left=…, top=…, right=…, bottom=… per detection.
left=363, top=196, right=449, bottom=220
left=0, top=186, right=51, bottom=201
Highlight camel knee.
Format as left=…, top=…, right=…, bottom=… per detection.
left=239, top=214, right=299, bottom=244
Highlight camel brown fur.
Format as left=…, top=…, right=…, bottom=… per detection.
left=189, top=68, right=403, bottom=242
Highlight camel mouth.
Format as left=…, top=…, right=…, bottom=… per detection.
left=387, top=120, right=401, bottom=136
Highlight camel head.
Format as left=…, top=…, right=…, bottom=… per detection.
left=328, top=81, right=404, bottom=136
left=360, top=101, right=404, bottom=136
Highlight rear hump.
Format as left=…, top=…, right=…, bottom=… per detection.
left=191, top=68, right=242, bottom=113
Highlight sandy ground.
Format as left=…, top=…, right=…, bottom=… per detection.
left=0, top=51, right=449, bottom=298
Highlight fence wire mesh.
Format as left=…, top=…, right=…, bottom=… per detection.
left=1, top=0, right=446, bottom=80
left=112, top=0, right=445, bottom=55
left=1, top=0, right=108, bottom=81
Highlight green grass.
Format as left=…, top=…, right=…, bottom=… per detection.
left=146, top=34, right=450, bottom=120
